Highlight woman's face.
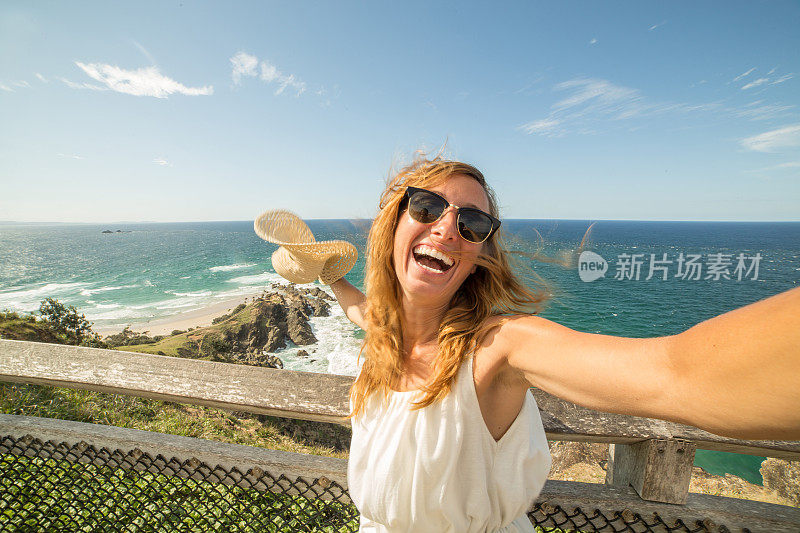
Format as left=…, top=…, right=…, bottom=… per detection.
left=392, top=173, right=492, bottom=305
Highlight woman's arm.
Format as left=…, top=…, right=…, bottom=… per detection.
left=329, top=278, right=367, bottom=330
left=498, top=286, right=800, bottom=440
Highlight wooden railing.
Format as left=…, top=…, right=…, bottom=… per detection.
left=1, top=339, right=799, bottom=532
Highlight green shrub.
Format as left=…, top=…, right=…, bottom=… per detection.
left=38, top=298, right=96, bottom=344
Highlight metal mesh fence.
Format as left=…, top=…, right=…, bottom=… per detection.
left=0, top=435, right=357, bottom=532
left=529, top=502, right=719, bottom=533
left=0, top=434, right=730, bottom=532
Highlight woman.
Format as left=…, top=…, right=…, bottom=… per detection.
left=266, top=155, right=799, bottom=532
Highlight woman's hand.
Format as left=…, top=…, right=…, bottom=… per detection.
left=496, top=286, right=800, bottom=440
left=330, top=278, right=368, bottom=330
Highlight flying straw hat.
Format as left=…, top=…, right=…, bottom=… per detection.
left=254, top=210, right=358, bottom=285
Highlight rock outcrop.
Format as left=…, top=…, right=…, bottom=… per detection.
left=548, top=441, right=609, bottom=483
left=547, top=441, right=797, bottom=507
left=760, top=458, right=800, bottom=506
left=132, top=283, right=335, bottom=369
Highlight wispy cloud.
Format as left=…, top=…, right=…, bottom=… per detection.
left=746, top=161, right=800, bottom=175
left=770, top=74, right=793, bottom=86
left=230, top=51, right=306, bottom=96
left=58, top=76, right=106, bottom=91
left=734, top=67, right=793, bottom=91
left=231, top=52, right=259, bottom=84
left=741, top=124, right=800, bottom=152
left=742, top=78, right=769, bottom=90
left=769, top=161, right=800, bottom=169
left=1, top=80, right=32, bottom=91
left=58, top=153, right=85, bottom=160
left=152, top=157, right=172, bottom=167
left=35, top=73, right=48, bottom=83
left=732, top=68, right=755, bottom=82
left=518, top=77, right=717, bottom=137
left=734, top=101, right=796, bottom=121
left=71, top=62, right=213, bottom=98
left=648, top=21, right=667, bottom=31
left=519, top=119, right=561, bottom=135
left=132, top=40, right=157, bottom=65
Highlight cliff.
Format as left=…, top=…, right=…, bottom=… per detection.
left=120, top=283, right=333, bottom=368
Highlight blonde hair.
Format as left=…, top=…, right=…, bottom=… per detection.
left=348, top=154, right=553, bottom=418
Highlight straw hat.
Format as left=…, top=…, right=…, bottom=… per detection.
left=254, top=210, right=358, bottom=285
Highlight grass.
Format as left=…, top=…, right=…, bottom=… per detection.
left=0, top=382, right=350, bottom=459
left=119, top=300, right=258, bottom=358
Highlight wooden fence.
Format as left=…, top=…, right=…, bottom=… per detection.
left=1, top=339, right=798, bottom=532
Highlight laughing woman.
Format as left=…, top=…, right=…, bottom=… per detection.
left=257, top=155, right=800, bottom=532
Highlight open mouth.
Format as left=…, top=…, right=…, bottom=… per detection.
left=412, top=244, right=455, bottom=274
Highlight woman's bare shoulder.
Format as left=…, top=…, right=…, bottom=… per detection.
left=483, top=313, right=567, bottom=348
left=477, top=314, right=565, bottom=389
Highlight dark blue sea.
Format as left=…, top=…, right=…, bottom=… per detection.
left=1, top=219, right=798, bottom=484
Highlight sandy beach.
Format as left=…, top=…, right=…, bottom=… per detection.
left=94, top=292, right=264, bottom=337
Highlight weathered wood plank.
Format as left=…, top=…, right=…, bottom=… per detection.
left=0, top=339, right=352, bottom=424
left=533, top=389, right=800, bottom=459
left=0, top=413, right=351, bottom=502
left=2, top=339, right=799, bottom=459
left=605, top=440, right=696, bottom=504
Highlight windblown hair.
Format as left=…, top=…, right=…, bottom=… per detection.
left=348, top=154, right=553, bottom=419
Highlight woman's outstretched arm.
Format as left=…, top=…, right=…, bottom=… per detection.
left=499, top=286, right=800, bottom=440
left=329, top=278, right=367, bottom=330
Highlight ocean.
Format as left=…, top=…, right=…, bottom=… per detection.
left=1, top=219, right=798, bottom=485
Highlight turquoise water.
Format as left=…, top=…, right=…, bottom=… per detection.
left=1, top=219, right=798, bottom=484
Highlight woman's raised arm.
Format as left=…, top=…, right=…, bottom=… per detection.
left=329, top=278, right=367, bottom=330
left=499, top=286, right=800, bottom=440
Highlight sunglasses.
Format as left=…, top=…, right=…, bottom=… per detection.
left=401, top=186, right=501, bottom=244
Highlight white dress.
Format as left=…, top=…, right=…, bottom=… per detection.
left=348, top=355, right=552, bottom=532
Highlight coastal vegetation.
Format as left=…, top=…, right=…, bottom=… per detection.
left=0, top=289, right=356, bottom=530
left=120, top=284, right=331, bottom=368
left=0, top=292, right=349, bottom=458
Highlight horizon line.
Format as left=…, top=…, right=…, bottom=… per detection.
left=2, top=217, right=800, bottom=226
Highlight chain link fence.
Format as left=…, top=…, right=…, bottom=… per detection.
left=0, top=432, right=756, bottom=532
left=0, top=434, right=357, bottom=532
left=530, top=502, right=718, bottom=533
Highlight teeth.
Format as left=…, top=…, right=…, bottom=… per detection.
left=414, top=245, right=454, bottom=267
left=418, top=262, right=444, bottom=273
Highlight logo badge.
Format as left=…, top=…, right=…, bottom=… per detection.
left=578, top=251, right=607, bottom=282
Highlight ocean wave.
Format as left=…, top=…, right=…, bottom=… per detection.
left=0, top=282, right=87, bottom=311
left=212, top=287, right=265, bottom=299
left=80, top=284, right=139, bottom=296
left=209, top=263, right=257, bottom=272
left=129, top=296, right=206, bottom=311
left=155, top=298, right=203, bottom=310
left=275, top=304, right=362, bottom=375
left=84, top=307, right=151, bottom=320
left=227, top=272, right=284, bottom=285
left=168, top=290, right=214, bottom=297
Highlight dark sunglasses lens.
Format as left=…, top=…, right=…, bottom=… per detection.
left=408, top=191, right=446, bottom=224
left=458, top=209, right=494, bottom=243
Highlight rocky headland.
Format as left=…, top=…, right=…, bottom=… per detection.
left=118, top=283, right=334, bottom=369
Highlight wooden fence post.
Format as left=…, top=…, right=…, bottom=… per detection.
left=605, top=438, right=696, bottom=504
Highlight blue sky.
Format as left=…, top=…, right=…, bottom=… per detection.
left=1, top=1, right=799, bottom=222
